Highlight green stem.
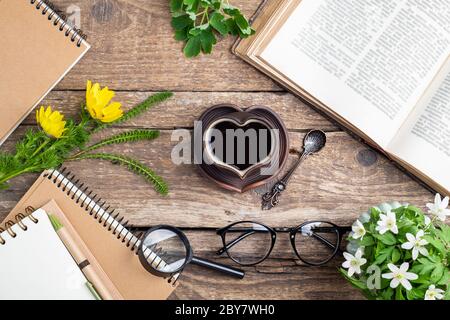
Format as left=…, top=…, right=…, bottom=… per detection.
left=30, top=139, right=51, bottom=158
left=0, top=167, right=35, bottom=186
left=200, top=9, right=208, bottom=24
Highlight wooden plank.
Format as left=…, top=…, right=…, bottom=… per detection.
left=53, top=0, right=277, bottom=91
left=168, top=231, right=363, bottom=300
left=0, top=127, right=432, bottom=227
left=24, top=91, right=338, bottom=131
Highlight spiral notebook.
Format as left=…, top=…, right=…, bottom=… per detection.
left=1, top=169, right=177, bottom=300
left=0, top=0, right=90, bottom=145
left=0, top=209, right=95, bottom=300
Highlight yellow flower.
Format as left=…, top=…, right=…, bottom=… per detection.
left=86, top=80, right=123, bottom=123
left=36, top=106, right=67, bottom=139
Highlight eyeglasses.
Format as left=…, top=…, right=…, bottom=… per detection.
left=216, top=221, right=351, bottom=266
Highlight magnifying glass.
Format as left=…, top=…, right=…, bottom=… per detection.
left=138, top=225, right=245, bottom=279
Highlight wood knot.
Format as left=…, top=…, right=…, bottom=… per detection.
left=356, top=149, right=377, bottom=167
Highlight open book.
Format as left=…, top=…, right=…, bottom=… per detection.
left=234, top=0, right=450, bottom=196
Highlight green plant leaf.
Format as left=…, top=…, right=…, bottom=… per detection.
left=395, top=287, right=405, bottom=300
left=375, top=247, right=394, bottom=264
left=79, top=130, right=160, bottom=155
left=437, top=270, right=449, bottom=285
left=391, top=248, right=401, bottom=263
left=184, top=0, right=200, bottom=11
left=381, top=287, right=394, bottom=300
left=424, top=235, right=446, bottom=256
left=184, top=35, right=202, bottom=57
left=72, top=153, right=168, bottom=195
left=200, top=29, right=216, bottom=54
left=171, top=14, right=194, bottom=30
left=224, top=18, right=239, bottom=35
left=175, top=29, right=189, bottom=41
left=170, top=0, right=184, bottom=12
left=374, top=232, right=397, bottom=245
left=234, top=12, right=252, bottom=35
left=360, top=235, right=375, bottom=246
left=210, top=11, right=228, bottom=35
left=430, top=263, right=444, bottom=283
left=417, top=263, right=436, bottom=276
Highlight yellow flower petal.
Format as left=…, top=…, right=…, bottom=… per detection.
left=36, top=106, right=67, bottom=139
left=85, top=82, right=123, bottom=123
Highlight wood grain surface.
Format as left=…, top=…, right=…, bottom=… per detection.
left=0, top=0, right=434, bottom=300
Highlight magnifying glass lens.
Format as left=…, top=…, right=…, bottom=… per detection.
left=141, top=228, right=188, bottom=274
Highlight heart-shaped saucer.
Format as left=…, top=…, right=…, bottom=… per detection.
left=197, top=104, right=289, bottom=193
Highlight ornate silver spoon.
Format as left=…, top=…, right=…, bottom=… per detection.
left=262, top=130, right=326, bottom=210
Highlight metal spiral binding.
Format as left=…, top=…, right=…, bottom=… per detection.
left=29, top=0, right=87, bottom=47
left=0, top=210, right=39, bottom=245
left=44, top=168, right=179, bottom=285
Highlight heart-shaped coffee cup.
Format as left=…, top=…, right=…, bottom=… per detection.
left=197, top=104, right=289, bottom=193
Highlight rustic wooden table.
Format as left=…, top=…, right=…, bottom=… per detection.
left=1, top=0, right=434, bottom=300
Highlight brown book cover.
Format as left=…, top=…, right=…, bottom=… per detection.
left=0, top=0, right=90, bottom=145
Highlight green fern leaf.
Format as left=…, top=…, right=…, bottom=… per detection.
left=94, top=92, right=173, bottom=132
left=80, top=130, right=160, bottom=154
left=72, top=153, right=168, bottom=195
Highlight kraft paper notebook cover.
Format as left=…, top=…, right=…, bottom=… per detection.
left=1, top=170, right=177, bottom=300
left=0, top=0, right=90, bottom=145
left=234, top=0, right=450, bottom=197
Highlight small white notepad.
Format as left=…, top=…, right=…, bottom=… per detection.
left=0, top=209, right=95, bottom=300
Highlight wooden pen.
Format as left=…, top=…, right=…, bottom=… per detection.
left=49, top=214, right=110, bottom=300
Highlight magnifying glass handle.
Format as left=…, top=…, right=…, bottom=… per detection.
left=191, top=256, right=245, bottom=279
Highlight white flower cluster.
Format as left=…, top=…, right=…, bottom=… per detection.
left=341, top=194, right=449, bottom=300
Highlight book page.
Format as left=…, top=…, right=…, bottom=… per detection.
left=259, top=0, right=450, bottom=147
left=388, top=59, right=450, bottom=193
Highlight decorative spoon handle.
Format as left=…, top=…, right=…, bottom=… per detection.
left=261, top=152, right=308, bottom=210
left=261, top=181, right=285, bottom=210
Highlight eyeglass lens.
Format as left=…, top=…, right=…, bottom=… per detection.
left=224, top=222, right=272, bottom=265
left=294, top=222, right=339, bottom=265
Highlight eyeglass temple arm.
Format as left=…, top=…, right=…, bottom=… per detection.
left=310, top=232, right=339, bottom=252
left=217, top=230, right=257, bottom=255
left=310, top=226, right=351, bottom=253
left=191, top=256, right=245, bottom=279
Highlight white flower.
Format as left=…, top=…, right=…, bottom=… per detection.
left=352, top=220, right=366, bottom=239
left=424, top=215, right=431, bottom=226
left=342, top=248, right=367, bottom=277
left=426, top=194, right=450, bottom=222
left=401, top=230, right=428, bottom=260
left=382, top=262, right=418, bottom=291
left=375, top=210, right=398, bottom=234
left=424, top=285, right=445, bottom=300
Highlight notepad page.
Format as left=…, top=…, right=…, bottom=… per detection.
left=0, top=209, right=95, bottom=300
